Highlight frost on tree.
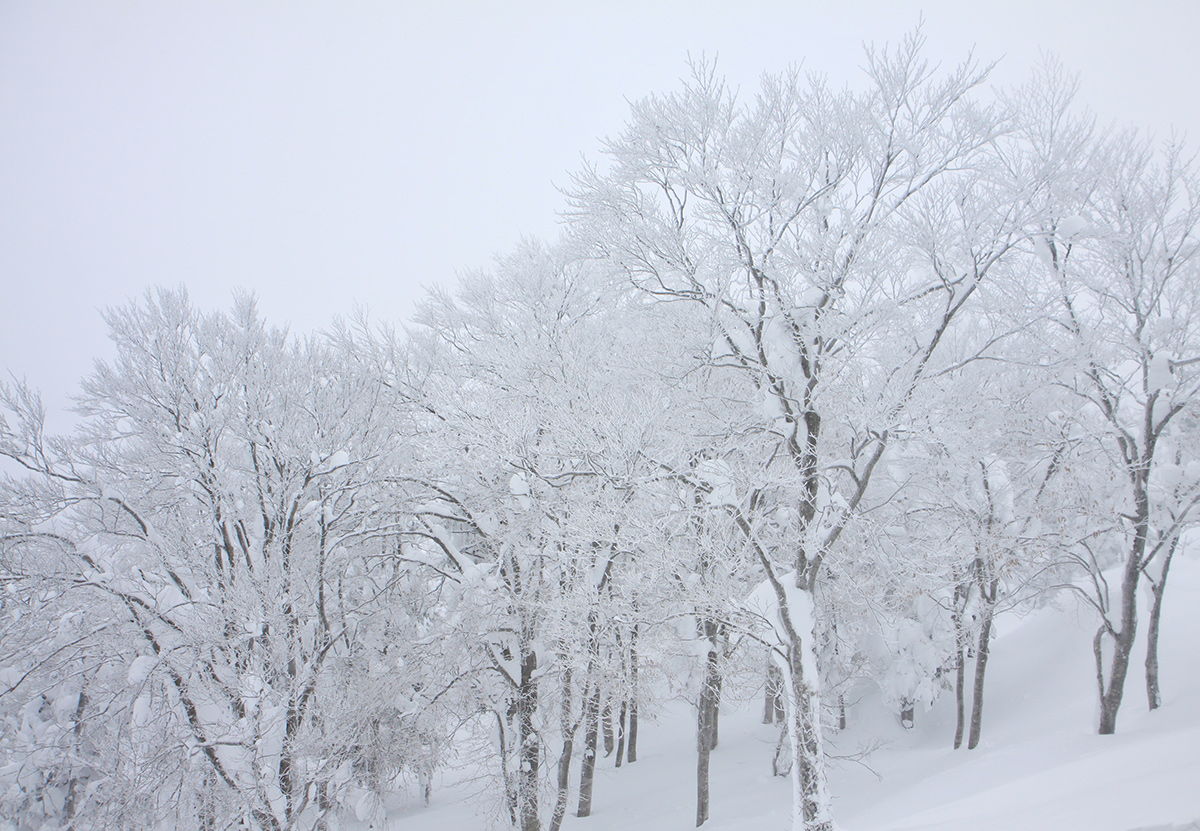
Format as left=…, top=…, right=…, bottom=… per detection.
left=1, top=290, right=449, bottom=830
left=566, top=31, right=1028, bottom=830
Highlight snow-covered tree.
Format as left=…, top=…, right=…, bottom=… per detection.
left=354, top=241, right=694, bottom=831
left=1, top=290, right=440, bottom=829
left=1035, top=130, right=1200, bottom=733
left=566, top=33, right=1026, bottom=830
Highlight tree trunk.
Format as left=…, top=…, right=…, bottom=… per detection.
left=576, top=682, right=602, bottom=818
left=627, top=697, right=639, bottom=764
left=697, top=695, right=713, bottom=827
left=1098, top=620, right=1136, bottom=734
left=518, top=643, right=542, bottom=831
left=603, top=700, right=615, bottom=756
left=626, top=623, right=639, bottom=764
left=615, top=699, right=627, bottom=768
left=953, top=642, right=966, bottom=749
left=770, top=575, right=833, bottom=831
left=966, top=581, right=997, bottom=750
left=549, top=667, right=576, bottom=831
left=787, top=643, right=833, bottom=831
left=711, top=671, right=722, bottom=749
left=951, top=577, right=969, bottom=749
left=1098, top=485, right=1149, bottom=735
left=496, top=711, right=518, bottom=826
left=62, top=689, right=89, bottom=826
left=772, top=722, right=790, bottom=778
left=1145, top=536, right=1177, bottom=711
left=696, top=620, right=721, bottom=827
left=549, top=734, right=575, bottom=831
left=764, top=661, right=784, bottom=724
left=1101, top=472, right=1156, bottom=733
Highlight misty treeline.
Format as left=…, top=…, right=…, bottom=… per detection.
left=4, top=34, right=1200, bottom=831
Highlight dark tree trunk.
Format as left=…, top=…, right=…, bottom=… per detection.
left=62, top=689, right=88, bottom=826
left=603, top=700, right=615, bottom=756
left=626, top=697, right=639, bottom=764
left=697, top=696, right=713, bottom=826
left=518, top=644, right=542, bottom=831
left=763, top=661, right=784, bottom=725
left=615, top=699, right=627, bottom=768
left=1145, top=536, right=1177, bottom=711
left=626, top=623, right=639, bottom=764
left=951, top=576, right=970, bottom=749
left=1097, top=464, right=1154, bottom=735
left=792, top=642, right=833, bottom=831
left=496, top=711, right=518, bottom=827
left=549, top=667, right=576, bottom=831
left=764, top=661, right=775, bottom=724
left=576, top=682, right=602, bottom=817
left=711, top=672, right=722, bottom=749
left=1099, top=487, right=1150, bottom=735
left=772, top=723, right=790, bottom=777
left=967, top=580, right=998, bottom=750
left=1098, top=611, right=1137, bottom=734
left=549, top=734, right=575, bottom=831
left=696, top=620, right=721, bottom=826
left=900, top=700, right=914, bottom=730
left=953, top=642, right=966, bottom=749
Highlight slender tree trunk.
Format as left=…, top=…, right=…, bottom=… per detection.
left=967, top=581, right=998, bottom=750
left=951, top=578, right=969, bottom=749
left=697, top=691, right=713, bottom=827
left=615, top=699, right=627, bottom=768
left=1096, top=474, right=1155, bottom=733
left=626, top=697, right=639, bottom=764
left=496, top=711, right=518, bottom=827
left=772, top=722, right=790, bottom=778
left=62, top=689, right=88, bottom=827
left=1098, top=620, right=1136, bottom=734
left=602, top=700, right=615, bottom=756
left=764, top=659, right=776, bottom=724
left=626, top=623, right=639, bottom=764
left=518, top=642, right=542, bottom=831
left=549, top=667, right=576, bottom=831
left=764, top=661, right=784, bottom=724
left=953, top=643, right=966, bottom=749
left=696, top=620, right=721, bottom=826
left=577, top=595, right=609, bottom=818
left=576, top=681, right=602, bottom=818
left=1099, top=485, right=1149, bottom=735
left=1145, top=536, right=1177, bottom=711
left=549, top=733, right=575, bottom=831
left=711, top=671, right=722, bottom=749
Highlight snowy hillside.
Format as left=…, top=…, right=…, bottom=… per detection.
left=386, top=555, right=1200, bottom=831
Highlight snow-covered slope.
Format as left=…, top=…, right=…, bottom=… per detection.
left=387, top=555, right=1200, bottom=831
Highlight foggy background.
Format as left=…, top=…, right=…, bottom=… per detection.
left=4, top=0, right=1199, bottom=429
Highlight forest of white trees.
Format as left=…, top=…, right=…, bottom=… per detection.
left=3, top=36, right=1200, bottom=831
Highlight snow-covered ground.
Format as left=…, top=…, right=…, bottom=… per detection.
left=385, top=555, right=1200, bottom=831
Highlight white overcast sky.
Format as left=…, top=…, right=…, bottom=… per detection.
left=3, top=0, right=1200, bottom=427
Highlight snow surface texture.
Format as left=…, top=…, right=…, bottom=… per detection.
left=377, top=556, right=1200, bottom=831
